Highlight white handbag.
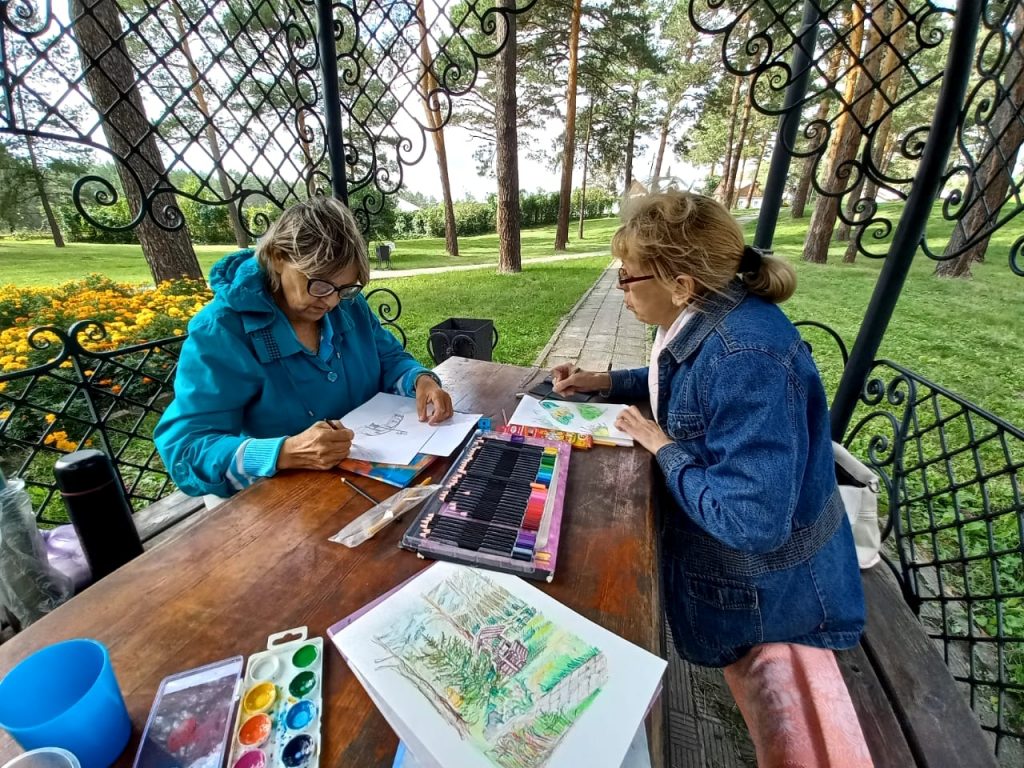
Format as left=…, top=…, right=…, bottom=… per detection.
left=833, top=442, right=882, bottom=569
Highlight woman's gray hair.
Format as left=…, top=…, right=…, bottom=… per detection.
left=255, top=197, right=370, bottom=291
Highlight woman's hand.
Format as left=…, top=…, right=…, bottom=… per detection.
left=416, top=375, right=454, bottom=425
left=278, top=420, right=354, bottom=470
left=550, top=364, right=611, bottom=396
left=615, top=406, right=673, bottom=456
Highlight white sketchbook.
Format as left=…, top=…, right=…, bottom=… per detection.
left=508, top=396, right=634, bottom=447
left=330, top=563, right=665, bottom=768
left=340, top=393, right=480, bottom=465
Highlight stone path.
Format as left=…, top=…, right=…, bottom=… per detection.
left=536, top=264, right=757, bottom=768
left=534, top=261, right=650, bottom=370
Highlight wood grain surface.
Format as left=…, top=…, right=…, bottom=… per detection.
left=0, top=358, right=663, bottom=768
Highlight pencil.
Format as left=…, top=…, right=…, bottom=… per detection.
left=341, top=476, right=380, bottom=505
left=322, top=418, right=338, bottom=430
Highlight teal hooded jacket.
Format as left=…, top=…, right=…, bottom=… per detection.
left=154, top=250, right=432, bottom=498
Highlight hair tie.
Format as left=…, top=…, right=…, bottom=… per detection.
left=739, top=245, right=766, bottom=274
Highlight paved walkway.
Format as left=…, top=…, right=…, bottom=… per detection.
left=534, top=262, right=650, bottom=370
left=535, top=265, right=756, bottom=768
left=369, top=249, right=610, bottom=280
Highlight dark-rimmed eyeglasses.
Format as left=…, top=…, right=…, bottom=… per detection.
left=307, top=277, right=363, bottom=300
left=617, top=267, right=655, bottom=288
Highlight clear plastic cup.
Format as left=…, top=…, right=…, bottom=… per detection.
left=2, top=748, right=81, bottom=768
left=0, top=640, right=130, bottom=768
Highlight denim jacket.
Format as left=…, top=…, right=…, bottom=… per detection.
left=609, top=280, right=865, bottom=667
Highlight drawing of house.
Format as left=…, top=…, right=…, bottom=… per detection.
left=474, top=624, right=529, bottom=676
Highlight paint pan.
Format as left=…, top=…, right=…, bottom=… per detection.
left=228, top=627, right=324, bottom=768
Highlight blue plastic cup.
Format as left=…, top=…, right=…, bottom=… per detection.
left=0, top=639, right=130, bottom=768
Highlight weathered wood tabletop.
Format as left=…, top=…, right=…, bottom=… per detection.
left=0, top=358, right=664, bottom=768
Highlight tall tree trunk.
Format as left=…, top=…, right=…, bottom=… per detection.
left=745, top=136, right=767, bottom=209
left=15, top=80, right=64, bottom=247
left=727, top=78, right=754, bottom=209
left=653, top=96, right=678, bottom=181
left=936, top=5, right=1024, bottom=278
left=71, top=0, right=201, bottom=282
left=25, top=136, right=64, bottom=247
left=495, top=0, right=520, bottom=274
left=791, top=40, right=845, bottom=218
left=719, top=74, right=743, bottom=203
left=843, top=7, right=906, bottom=262
left=804, top=1, right=877, bottom=264
left=554, top=0, right=583, bottom=251
left=171, top=1, right=247, bottom=247
left=416, top=0, right=458, bottom=256
left=578, top=103, right=593, bottom=239
left=623, top=84, right=640, bottom=194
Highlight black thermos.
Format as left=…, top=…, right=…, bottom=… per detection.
left=54, top=449, right=143, bottom=581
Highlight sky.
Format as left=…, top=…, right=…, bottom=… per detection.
left=400, top=119, right=707, bottom=202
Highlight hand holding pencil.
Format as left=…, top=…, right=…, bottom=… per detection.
left=277, top=418, right=355, bottom=470
left=550, top=363, right=612, bottom=397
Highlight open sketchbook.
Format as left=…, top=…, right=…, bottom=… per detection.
left=329, top=563, right=665, bottom=768
left=508, top=396, right=634, bottom=447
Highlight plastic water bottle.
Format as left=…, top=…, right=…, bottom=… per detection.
left=0, top=467, right=73, bottom=629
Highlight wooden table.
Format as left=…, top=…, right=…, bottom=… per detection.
left=0, top=358, right=663, bottom=767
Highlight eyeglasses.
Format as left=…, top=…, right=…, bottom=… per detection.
left=307, top=277, right=363, bottom=300
left=617, top=267, right=655, bottom=288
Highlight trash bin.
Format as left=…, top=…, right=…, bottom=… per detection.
left=428, top=318, right=499, bottom=364
left=375, top=243, right=392, bottom=269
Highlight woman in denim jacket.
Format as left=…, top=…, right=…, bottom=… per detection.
left=553, top=191, right=871, bottom=766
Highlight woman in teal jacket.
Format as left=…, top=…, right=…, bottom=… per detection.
left=155, top=197, right=453, bottom=501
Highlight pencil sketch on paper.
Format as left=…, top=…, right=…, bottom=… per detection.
left=371, top=568, right=608, bottom=768
left=359, top=413, right=409, bottom=437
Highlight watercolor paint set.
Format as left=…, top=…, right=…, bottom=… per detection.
left=228, top=627, right=324, bottom=768
left=400, top=430, right=570, bottom=581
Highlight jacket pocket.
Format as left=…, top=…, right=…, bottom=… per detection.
left=666, top=410, right=706, bottom=441
left=685, top=573, right=763, bottom=653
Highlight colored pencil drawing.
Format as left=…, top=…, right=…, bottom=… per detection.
left=371, top=568, right=608, bottom=768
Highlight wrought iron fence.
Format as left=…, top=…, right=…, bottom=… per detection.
left=0, top=0, right=534, bottom=246
left=798, top=321, right=1024, bottom=757
left=0, top=287, right=405, bottom=524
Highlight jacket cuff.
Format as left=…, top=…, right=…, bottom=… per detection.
left=655, top=441, right=695, bottom=477
left=608, top=367, right=648, bottom=400
left=242, top=437, right=286, bottom=477
left=399, top=368, right=440, bottom=397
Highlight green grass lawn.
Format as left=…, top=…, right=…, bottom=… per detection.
left=371, top=255, right=612, bottom=367
left=0, top=218, right=617, bottom=285
left=758, top=211, right=1024, bottom=425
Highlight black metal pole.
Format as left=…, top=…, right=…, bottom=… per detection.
left=829, top=0, right=983, bottom=439
left=753, top=0, right=822, bottom=250
left=315, top=0, right=349, bottom=204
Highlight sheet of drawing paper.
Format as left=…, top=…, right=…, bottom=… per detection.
left=341, top=393, right=481, bottom=464
left=331, top=562, right=665, bottom=768
left=393, top=724, right=651, bottom=768
left=417, top=411, right=482, bottom=457
left=508, top=397, right=634, bottom=446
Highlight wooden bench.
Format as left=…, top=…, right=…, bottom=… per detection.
left=838, top=565, right=996, bottom=767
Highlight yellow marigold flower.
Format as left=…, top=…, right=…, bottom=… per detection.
left=0, top=410, right=10, bottom=420
left=45, top=413, right=56, bottom=423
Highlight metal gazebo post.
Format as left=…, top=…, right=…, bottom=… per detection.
left=828, top=0, right=984, bottom=440
left=315, top=0, right=350, bottom=204
left=753, top=0, right=823, bottom=251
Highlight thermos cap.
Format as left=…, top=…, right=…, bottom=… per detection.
left=53, top=449, right=119, bottom=495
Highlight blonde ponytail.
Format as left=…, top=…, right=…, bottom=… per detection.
left=742, top=255, right=797, bottom=304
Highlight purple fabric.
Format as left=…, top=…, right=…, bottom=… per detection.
left=42, top=525, right=91, bottom=591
